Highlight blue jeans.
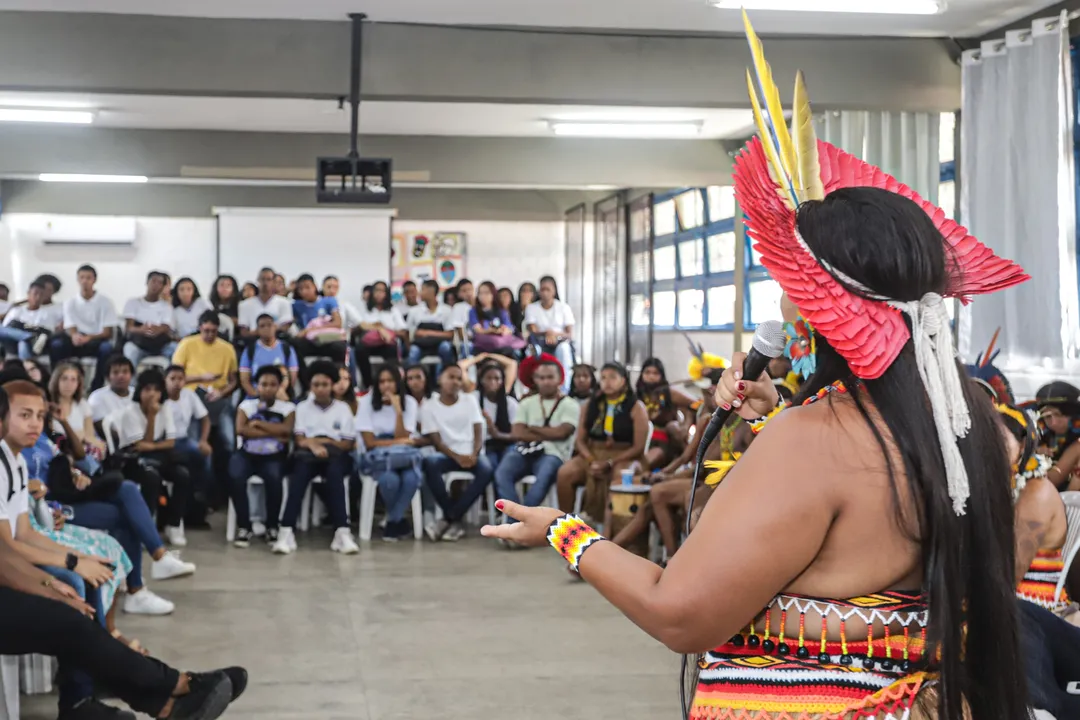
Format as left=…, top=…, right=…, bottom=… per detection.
left=122, top=340, right=178, bottom=368
left=376, top=468, right=422, bottom=523
left=40, top=565, right=99, bottom=709
left=70, top=480, right=164, bottom=592
left=174, top=436, right=212, bottom=504
left=485, top=444, right=513, bottom=470
left=421, top=453, right=494, bottom=523
left=406, top=340, right=454, bottom=373
left=281, top=450, right=352, bottom=530
left=229, top=453, right=285, bottom=530
left=494, top=450, right=563, bottom=507
left=0, top=325, right=48, bottom=359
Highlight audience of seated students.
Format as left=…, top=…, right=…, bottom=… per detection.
left=513, top=281, right=537, bottom=336
left=273, top=273, right=288, bottom=297
left=354, top=280, right=406, bottom=388
left=493, top=356, right=579, bottom=529
left=239, top=313, right=299, bottom=400
left=163, top=365, right=212, bottom=527
left=442, top=287, right=458, bottom=307
left=87, top=355, right=134, bottom=423
left=170, top=310, right=238, bottom=506
left=495, top=287, right=517, bottom=333
left=210, top=273, right=241, bottom=324
left=635, top=357, right=695, bottom=470
left=0, top=279, right=62, bottom=360
left=407, top=280, right=455, bottom=371
left=555, top=362, right=648, bottom=521
left=524, top=276, right=575, bottom=392
left=122, top=270, right=178, bottom=368
left=274, top=361, right=358, bottom=555
left=333, top=364, right=359, bottom=415
left=356, top=365, right=422, bottom=541
left=569, top=363, right=598, bottom=403
left=450, top=278, right=475, bottom=351
left=473, top=359, right=518, bottom=469
left=49, top=362, right=106, bottom=467
left=362, top=285, right=373, bottom=305
left=238, top=267, right=293, bottom=340
left=404, top=364, right=432, bottom=409
left=50, top=265, right=119, bottom=389
left=171, top=277, right=211, bottom=339
left=230, top=365, right=295, bottom=549
left=419, top=364, right=494, bottom=542
left=241, top=282, right=258, bottom=300
left=321, top=275, right=362, bottom=333
left=291, top=273, right=348, bottom=367
left=469, top=281, right=524, bottom=356
left=115, top=368, right=192, bottom=547
left=396, top=280, right=420, bottom=322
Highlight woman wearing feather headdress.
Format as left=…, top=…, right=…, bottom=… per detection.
left=482, top=12, right=1029, bottom=720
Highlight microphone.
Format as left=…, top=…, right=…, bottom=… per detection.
left=695, top=320, right=788, bottom=464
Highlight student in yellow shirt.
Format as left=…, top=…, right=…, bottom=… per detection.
left=171, top=310, right=239, bottom=502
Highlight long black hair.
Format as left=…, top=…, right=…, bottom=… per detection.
left=792, top=187, right=1025, bottom=720
left=513, top=282, right=537, bottom=331
left=583, top=361, right=636, bottom=432
left=476, top=361, right=511, bottom=433
left=538, top=275, right=560, bottom=301
left=370, top=364, right=408, bottom=412
left=635, top=357, right=672, bottom=410
left=367, top=280, right=393, bottom=312
left=210, top=274, right=240, bottom=317
left=171, top=276, right=201, bottom=308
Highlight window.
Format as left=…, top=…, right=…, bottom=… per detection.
left=748, top=280, right=783, bottom=326
left=630, top=294, right=650, bottom=327
left=654, top=200, right=677, bottom=237
left=707, top=285, right=736, bottom=327
left=708, top=186, right=736, bottom=220
left=678, top=289, right=705, bottom=327
left=653, top=245, right=677, bottom=281
left=653, top=291, right=676, bottom=327
left=631, top=251, right=649, bottom=284
left=707, top=231, right=736, bottom=273
left=678, top=238, right=705, bottom=277
left=676, top=190, right=704, bottom=230
left=938, top=181, right=955, bottom=220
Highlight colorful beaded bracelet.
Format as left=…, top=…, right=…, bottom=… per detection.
left=749, top=400, right=787, bottom=435
left=547, top=514, right=605, bottom=572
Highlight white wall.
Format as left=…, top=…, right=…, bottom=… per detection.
left=651, top=330, right=737, bottom=383
left=0, top=213, right=216, bottom=306
left=391, top=220, right=565, bottom=296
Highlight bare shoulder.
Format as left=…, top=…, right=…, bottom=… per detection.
left=1018, top=477, right=1065, bottom=520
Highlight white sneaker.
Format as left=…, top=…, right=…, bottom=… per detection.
left=31, top=334, right=47, bottom=356
left=330, top=527, right=359, bottom=554
left=442, top=522, right=466, bottom=542
left=425, top=518, right=447, bottom=542
left=252, top=521, right=267, bottom=537
left=164, top=525, right=187, bottom=547
left=150, top=551, right=196, bottom=581
left=123, top=588, right=175, bottom=615
left=272, top=527, right=296, bottom=555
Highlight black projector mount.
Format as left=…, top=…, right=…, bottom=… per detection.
left=316, top=13, right=393, bottom=204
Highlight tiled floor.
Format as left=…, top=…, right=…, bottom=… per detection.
left=22, top=527, right=680, bottom=719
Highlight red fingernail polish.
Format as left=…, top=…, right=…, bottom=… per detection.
left=722, top=403, right=731, bottom=411
left=737, top=393, right=745, bottom=401
left=737, top=381, right=745, bottom=392
left=495, top=500, right=505, bottom=510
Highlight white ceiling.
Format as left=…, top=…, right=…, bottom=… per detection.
left=0, top=93, right=757, bottom=139
left=0, top=0, right=1062, bottom=37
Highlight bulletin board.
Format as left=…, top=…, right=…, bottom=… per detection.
left=390, top=231, right=467, bottom=303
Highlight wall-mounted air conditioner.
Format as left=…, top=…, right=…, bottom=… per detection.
left=40, top=217, right=137, bottom=246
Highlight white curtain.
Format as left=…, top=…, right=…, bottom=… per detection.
left=814, top=111, right=941, bottom=203
left=959, top=11, right=1080, bottom=393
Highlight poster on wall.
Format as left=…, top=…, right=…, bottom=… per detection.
left=391, top=231, right=467, bottom=302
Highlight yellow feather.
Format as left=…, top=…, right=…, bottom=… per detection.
left=792, top=71, right=824, bottom=201
left=743, top=11, right=796, bottom=187
left=747, top=70, right=796, bottom=209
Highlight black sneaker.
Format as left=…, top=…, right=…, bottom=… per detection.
left=233, top=528, right=252, bottom=548
left=382, top=521, right=400, bottom=542
left=165, top=670, right=232, bottom=720
left=221, top=666, right=248, bottom=701
left=60, top=699, right=136, bottom=720
left=265, top=527, right=279, bottom=545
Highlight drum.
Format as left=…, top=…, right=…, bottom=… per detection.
left=608, top=484, right=652, bottom=558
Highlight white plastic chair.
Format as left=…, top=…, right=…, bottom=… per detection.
left=573, top=421, right=653, bottom=514
left=358, top=473, right=423, bottom=541
left=225, top=475, right=291, bottom=542
left=439, top=471, right=496, bottom=526
left=0, top=656, right=18, bottom=720
left=516, top=475, right=557, bottom=509
left=299, top=475, right=351, bottom=531
left=1055, top=491, right=1080, bottom=604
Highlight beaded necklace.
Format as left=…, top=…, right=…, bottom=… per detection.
left=802, top=379, right=848, bottom=406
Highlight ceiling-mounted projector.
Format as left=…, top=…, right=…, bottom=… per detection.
left=316, top=13, right=392, bottom=204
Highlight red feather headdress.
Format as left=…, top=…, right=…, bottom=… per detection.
left=735, top=11, right=1029, bottom=514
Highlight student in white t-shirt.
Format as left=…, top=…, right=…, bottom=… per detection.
left=171, top=277, right=213, bottom=339
left=87, top=355, right=135, bottom=423
left=524, top=275, right=576, bottom=393
left=473, top=360, right=519, bottom=468
left=354, top=281, right=407, bottom=389
left=122, top=270, right=179, bottom=368
left=0, top=280, right=62, bottom=360
left=116, top=368, right=191, bottom=547
left=50, top=264, right=119, bottom=389
left=48, top=361, right=106, bottom=463
left=355, top=365, right=421, bottom=541
left=164, top=365, right=212, bottom=527
left=406, top=280, right=456, bottom=371
left=449, top=278, right=475, bottom=344
left=237, top=267, right=294, bottom=339
left=230, top=365, right=295, bottom=548
left=419, top=364, right=493, bottom=542
left=274, top=360, right=358, bottom=556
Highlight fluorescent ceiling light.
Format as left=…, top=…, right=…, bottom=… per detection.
left=549, top=121, right=702, bottom=138
left=39, top=173, right=148, bottom=184
left=0, top=108, right=94, bottom=124
left=0, top=98, right=94, bottom=109
left=710, top=0, right=942, bottom=14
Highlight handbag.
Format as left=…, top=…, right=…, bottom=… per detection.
left=361, top=441, right=423, bottom=475
left=515, top=396, right=566, bottom=456
left=412, top=321, right=447, bottom=349
left=472, top=333, right=526, bottom=353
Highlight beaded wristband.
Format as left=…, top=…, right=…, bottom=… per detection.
left=547, top=514, right=605, bottom=572
left=748, top=400, right=787, bottom=435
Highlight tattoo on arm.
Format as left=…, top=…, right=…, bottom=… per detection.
left=1015, top=518, right=1048, bottom=586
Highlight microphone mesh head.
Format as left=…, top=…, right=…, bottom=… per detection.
left=751, top=320, right=788, bottom=359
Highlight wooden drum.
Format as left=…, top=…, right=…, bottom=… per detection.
left=609, top=484, right=652, bottom=558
